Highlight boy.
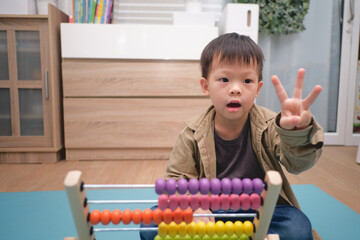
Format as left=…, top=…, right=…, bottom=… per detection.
left=141, top=33, right=323, bottom=240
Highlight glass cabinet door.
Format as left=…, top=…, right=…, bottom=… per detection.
left=0, top=19, right=51, bottom=147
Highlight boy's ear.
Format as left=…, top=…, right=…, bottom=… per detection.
left=256, top=81, right=263, bottom=98
left=200, top=78, right=210, bottom=96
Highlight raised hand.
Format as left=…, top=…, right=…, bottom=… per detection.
left=271, top=68, right=322, bottom=130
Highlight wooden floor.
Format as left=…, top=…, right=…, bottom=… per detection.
left=0, top=146, right=359, bottom=214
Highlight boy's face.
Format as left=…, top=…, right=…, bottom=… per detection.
left=200, top=58, right=263, bottom=124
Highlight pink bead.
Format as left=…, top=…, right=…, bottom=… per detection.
left=158, top=194, right=168, bottom=210
left=230, top=194, right=241, bottom=211
left=210, top=194, right=220, bottom=211
left=240, top=193, right=250, bottom=210
left=220, top=194, right=230, bottom=210
left=250, top=193, right=262, bottom=210
left=179, top=194, right=189, bottom=210
left=189, top=194, right=200, bottom=210
left=200, top=194, right=210, bottom=210
left=169, top=194, right=179, bottom=210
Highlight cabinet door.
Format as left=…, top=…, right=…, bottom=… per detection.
left=0, top=19, right=52, bottom=147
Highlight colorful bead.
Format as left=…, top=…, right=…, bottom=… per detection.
left=101, top=209, right=111, bottom=225
left=250, top=193, right=261, bottom=210
left=111, top=209, right=121, bottom=225
left=199, top=178, right=211, bottom=194
left=210, top=194, right=220, bottom=211
left=179, top=194, right=189, bottom=210
left=173, top=208, right=183, bottom=224
left=158, top=222, right=168, bottom=237
left=242, top=178, right=253, bottom=194
left=221, top=178, right=232, bottom=194
left=252, top=178, right=264, bottom=194
left=188, top=178, right=200, bottom=194
left=89, top=209, right=101, bottom=225
left=189, top=194, right=200, bottom=210
left=200, top=194, right=210, bottom=210
left=163, top=208, right=173, bottom=224
left=142, top=208, right=153, bottom=225
left=243, top=221, right=254, bottom=236
left=177, top=178, right=188, bottom=194
left=153, top=208, right=163, bottom=225
left=183, top=208, right=193, bottom=223
left=215, top=221, right=225, bottom=236
left=132, top=209, right=142, bottom=224
left=234, top=221, right=244, bottom=235
left=240, top=193, right=250, bottom=210
left=231, top=178, right=242, bottom=194
left=155, top=178, right=166, bottom=195
left=169, top=194, right=179, bottom=210
left=166, top=179, right=177, bottom=195
left=168, top=221, right=178, bottom=237
left=220, top=194, right=230, bottom=210
left=206, top=221, right=216, bottom=237
left=210, top=178, right=221, bottom=195
left=230, top=194, right=241, bottom=211
left=158, top=194, right=169, bottom=210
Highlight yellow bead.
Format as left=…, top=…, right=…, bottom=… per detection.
left=168, top=221, right=178, bottom=237
left=188, top=221, right=197, bottom=236
left=178, top=222, right=187, bottom=237
left=197, top=221, right=207, bottom=237
left=206, top=221, right=216, bottom=237
left=243, top=221, right=254, bottom=236
left=158, top=222, right=168, bottom=237
left=225, top=221, right=234, bottom=236
left=234, top=221, right=244, bottom=235
left=215, top=221, right=225, bottom=236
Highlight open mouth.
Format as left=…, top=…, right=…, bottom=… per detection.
left=227, top=102, right=241, bottom=108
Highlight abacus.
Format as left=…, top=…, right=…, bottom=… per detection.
left=64, top=171, right=282, bottom=240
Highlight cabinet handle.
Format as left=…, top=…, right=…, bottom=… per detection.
left=45, top=70, right=49, bottom=99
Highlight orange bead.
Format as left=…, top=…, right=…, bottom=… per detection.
left=163, top=208, right=173, bottom=224
left=111, top=209, right=122, bottom=225
left=89, top=209, right=101, bottom=225
left=153, top=208, right=163, bottom=225
left=101, top=209, right=111, bottom=225
left=143, top=208, right=153, bottom=225
left=183, top=208, right=193, bottom=224
left=122, top=209, right=132, bottom=225
left=173, top=208, right=183, bottom=224
left=132, top=209, right=143, bottom=224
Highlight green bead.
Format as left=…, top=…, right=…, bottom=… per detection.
left=154, top=235, right=163, bottom=240
left=220, top=234, right=229, bottom=240
left=239, top=233, right=249, bottom=240
left=229, top=233, right=238, bottom=240
left=164, top=235, right=172, bottom=240
left=202, top=234, right=211, bottom=240
left=193, top=234, right=202, bottom=240
left=173, top=234, right=182, bottom=240
left=183, top=234, right=192, bottom=240
left=211, top=234, right=220, bottom=240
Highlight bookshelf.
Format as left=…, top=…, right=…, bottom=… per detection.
left=61, top=23, right=217, bottom=160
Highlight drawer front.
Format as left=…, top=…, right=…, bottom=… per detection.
left=64, top=98, right=211, bottom=148
left=62, top=59, right=204, bottom=97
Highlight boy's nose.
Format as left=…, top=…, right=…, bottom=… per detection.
left=230, top=88, right=241, bottom=95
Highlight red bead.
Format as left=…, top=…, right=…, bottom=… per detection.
left=89, top=209, right=101, bottom=225
left=230, top=194, right=241, bottom=211
left=122, top=209, right=132, bottom=225
left=220, top=194, right=230, bottom=210
left=111, top=209, right=121, bottom=225
left=210, top=194, right=220, bottom=211
left=173, top=208, right=183, bottom=224
left=250, top=193, right=261, bottom=210
left=158, top=194, right=169, bottom=210
left=179, top=194, right=189, bottom=210
left=189, top=194, right=200, bottom=210
left=101, top=209, right=111, bottom=225
left=240, top=193, right=250, bottom=210
left=163, top=208, right=173, bottom=224
left=132, top=209, right=142, bottom=224
left=153, top=208, right=163, bottom=225
left=143, top=208, right=153, bottom=225
left=183, top=208, right=193, bottom=223
left=169, top=194, right=179, bottom=210
left=200, top=194, right=210, bottom=210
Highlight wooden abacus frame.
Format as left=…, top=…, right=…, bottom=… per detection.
left=64, top=171, right=282, bottom=240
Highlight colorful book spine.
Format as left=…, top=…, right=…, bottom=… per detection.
left=80, top=0, right=86, bottom=23
left=95, top=0, right=104, bottom=24
left=103, top=0, right=110, bottom=24
left=68, top=0, right=74, bottom=23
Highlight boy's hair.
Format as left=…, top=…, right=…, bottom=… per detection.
left=200, top=33, right=264, bottom=81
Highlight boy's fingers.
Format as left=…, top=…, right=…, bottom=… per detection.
left=293, top=68, right=305, bottom=99
left=271, top=75, right=288, bottom=103
left=302, top=85, right=322, bottom=110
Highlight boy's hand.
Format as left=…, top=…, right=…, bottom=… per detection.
left=271, top=68, right=322, bottom=130
left=193, top=208, right=214, bottom=223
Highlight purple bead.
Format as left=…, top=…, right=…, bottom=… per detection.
left=210, top=178, right=221, bottom=195
left=177, top=178, right=188, bottom=194
left=188, top=178, right=200, bottom=194
left=199, top=178, right=210, bottom=195
left=252, top=178, right=264, bottom=194
left=242, top=178, right=253, bottom=194
left=231, top=178, right=242, bottom=194
left=221, top=178, right=232, bottom=194
left=155, top=178, right=166, bottom=195
left=166, top=178, right=177, bottom=195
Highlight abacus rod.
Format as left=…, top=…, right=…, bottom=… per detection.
left=194, top=213, right=256, bottom=218
left=88, top=200, right=158, bottom=204
left=84, top=184, right=155, bottom=189
left=94, top=227, right=158, bottom=232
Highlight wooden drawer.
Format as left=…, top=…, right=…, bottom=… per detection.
left=64, top=98, right=211, bottom=160
left=62, top=59, right=203, bottom=97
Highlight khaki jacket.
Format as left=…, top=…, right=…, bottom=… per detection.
left=166, top=104, right=323, bottom=239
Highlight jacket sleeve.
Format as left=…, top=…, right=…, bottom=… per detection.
left=165, top=127, right=200, bottom=180
left=273, top=113, right=324, bottom=174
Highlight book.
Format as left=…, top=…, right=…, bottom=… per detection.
left=68, top=0, right=75, bottom=23
left=95, top=0, right=104, bottom=24
left=88, top=0, right=97, bottom=23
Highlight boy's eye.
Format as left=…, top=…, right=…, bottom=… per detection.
left=243, top=79, right=252, bottom=84
left=219, top=78, right=229, bottom=82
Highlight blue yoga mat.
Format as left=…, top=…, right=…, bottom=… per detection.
left=0, top=185, right=359, bottom=240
